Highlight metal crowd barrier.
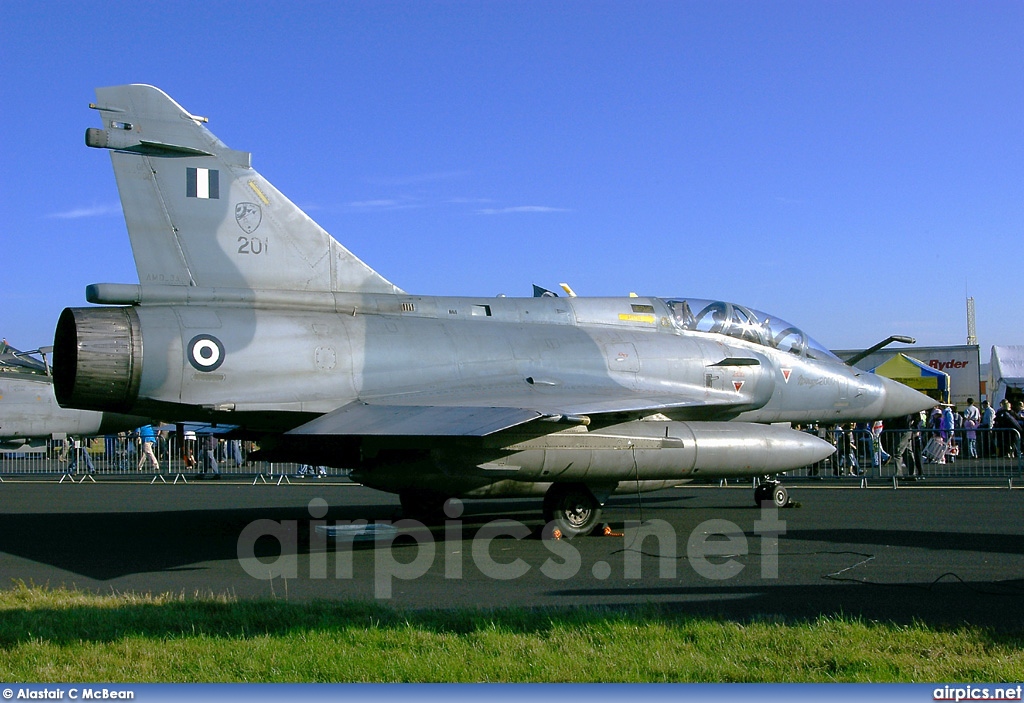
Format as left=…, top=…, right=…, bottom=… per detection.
left=0, top=434, right=352, bottom=483
left=3, top=429, right=1021, bottom=486
left=786, top=427, right=1023, bottom=484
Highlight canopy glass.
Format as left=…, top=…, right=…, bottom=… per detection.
left=662, top=299, right=839, bottom=361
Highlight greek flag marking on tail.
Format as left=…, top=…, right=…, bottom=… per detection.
left=186, top=167, right=220, bottom=199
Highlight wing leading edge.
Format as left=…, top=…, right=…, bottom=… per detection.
left=286, top=404, right=541, bottom=437
left=285, top=381, right=738, bottom=437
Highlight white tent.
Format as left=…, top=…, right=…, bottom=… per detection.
left=988, top=346, right=1024, bottom=404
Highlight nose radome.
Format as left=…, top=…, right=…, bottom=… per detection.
left=877, top=375, right=936, bottom=419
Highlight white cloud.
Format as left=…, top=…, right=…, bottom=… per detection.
left=475, top=205, right=570, bottom=215
left=47, top=204, right=121, bottom=219
left=343, top=198, right=425, bottom=211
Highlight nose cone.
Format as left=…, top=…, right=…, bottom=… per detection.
left=877, top=376, right=935, bottom=418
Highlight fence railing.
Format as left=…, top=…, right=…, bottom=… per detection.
left=786, top=427, right=1023, bottom=482
left=2, top=428, right=1021, bottom=484
left=0, top=435, right=350, bottom=481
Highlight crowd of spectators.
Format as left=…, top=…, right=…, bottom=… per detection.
left=799, top=397, right=1022, bottom=480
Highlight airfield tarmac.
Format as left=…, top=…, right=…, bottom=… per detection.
left=0, top=478, right=1021, bottom=628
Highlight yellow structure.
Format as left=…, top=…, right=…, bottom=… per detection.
left=872, top=353, right=949, bottom=404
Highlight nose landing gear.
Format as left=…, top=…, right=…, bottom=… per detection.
left=754, top=479, right=789, bottom=508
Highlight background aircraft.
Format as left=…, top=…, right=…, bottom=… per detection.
left=0, top=340, right=141, bottom=450
left=52, top=85, right=933, bottom=536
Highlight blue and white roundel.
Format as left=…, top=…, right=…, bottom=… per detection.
left=187, top=334, right=225, bottom=372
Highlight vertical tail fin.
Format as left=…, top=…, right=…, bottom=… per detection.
left=86, top=84, right=402, bottom=294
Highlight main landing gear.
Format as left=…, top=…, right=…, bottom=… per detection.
left=398, top=483, right=605, bottom=540
left=542, top=483, right=603, bottom=539
left=753, top=478, right=790, bottom=508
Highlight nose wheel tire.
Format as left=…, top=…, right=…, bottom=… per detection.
left=542, top=483, right=602, bottom=539
left=754, top=482, right=789, bottom=508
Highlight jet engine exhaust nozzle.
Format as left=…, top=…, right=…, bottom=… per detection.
left=53, top=306, right=143, bottom=413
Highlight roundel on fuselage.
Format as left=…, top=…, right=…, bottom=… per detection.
left=187, top=334, right=225, bottom=372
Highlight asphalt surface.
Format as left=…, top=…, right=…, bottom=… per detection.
left=1, top=477, right=1022, bottom=628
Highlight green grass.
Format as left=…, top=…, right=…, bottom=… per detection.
left=0, top=583, right=1021, bottom=682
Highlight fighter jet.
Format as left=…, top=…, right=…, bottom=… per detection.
left=0, top=340, right=141, bottom=450
left=53, top=85, right=933, bottom=536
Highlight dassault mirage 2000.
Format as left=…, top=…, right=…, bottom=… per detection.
left=53, top=85, right=933, bottom=536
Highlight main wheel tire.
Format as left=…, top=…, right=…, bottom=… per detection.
left=771, top=484, right=789, bottom=508
left=542, top=483, right=602, bottom=539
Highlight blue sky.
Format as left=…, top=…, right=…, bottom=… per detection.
left=2, top=1, right=1021, bottom=355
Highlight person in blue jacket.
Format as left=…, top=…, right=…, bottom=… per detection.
left=135, top=424, right=161, bottom=472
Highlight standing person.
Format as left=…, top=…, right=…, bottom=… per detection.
left=994, top=400, right=1021, bottom=458
left=890, top=413, right=913, bottom=477
left=182, top=428, right=197, bottom=469
left=923, top=407, right=946, bottom=464
left=68, top=436, right=96, bottom=475
left=825, top=424, right=841, bottom=476
left=962, top=398, right=981, bottom=459
left=870, top=419, right=890, bottom=468
left=227, top=439, right=244, bottom=467
left=114, top=431, right=131, bottom=471
left=1015, top=401, right=1024, bottom=459
left=157, top=428, right=170, bottom=466
left=941, top=405, right=957, bottom=463
left=907, top=411, right=925, bottom=480
left=104, top=434, right=118, bottom=469
left=979, top=400, right=994, bottom=458
left=940, top=405, right=955, bottom=440
left=135, top=424, right=160, bottom=472
left=199, top=433, right=220, bottom=479
left=963, top=397, right=980, bottom=425
left=836, top=423, right=859, bottom=476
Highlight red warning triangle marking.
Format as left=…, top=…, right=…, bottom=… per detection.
left=733, top=381, right=745, bottom=392
left=782, top=369, right=792, bottom=383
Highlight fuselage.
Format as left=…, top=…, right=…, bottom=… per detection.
left=0, top=370, right=140, bottom=446
left=55, top=287, right=925, bottom=429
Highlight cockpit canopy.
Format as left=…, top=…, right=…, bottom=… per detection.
left=662, top=299, right=839, bottom=361
left=0, top=341, right=50, bottom=377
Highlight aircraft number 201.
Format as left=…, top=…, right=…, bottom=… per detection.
left=237, top=236, right=268, bottom=255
